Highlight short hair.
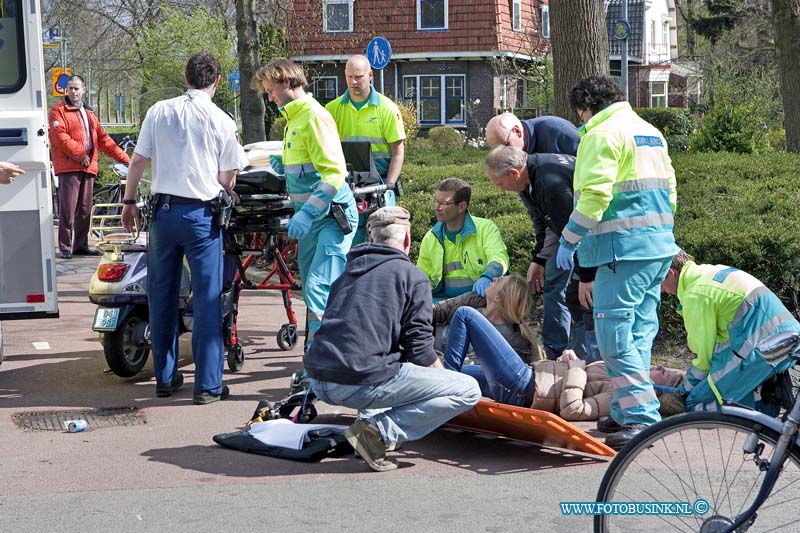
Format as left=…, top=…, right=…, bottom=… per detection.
left=485, top=112, right=521, bottom=146
left=670, top=249, right=695, bottom=273
left=185, top=52, right=221, bottom=90
left=569, top=76, right=624, bottom=115
left=251, top=59, right=308, bottom=93
left=484, top=145, right=527, bottom=178
left=437, top=177, right=471, bottom=205
left=67, top=75, right=85, bottom=87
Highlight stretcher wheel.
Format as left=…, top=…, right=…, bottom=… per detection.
left=277, top=324, right=298, bottom=351
left=227, top=344, right=245, bottom=372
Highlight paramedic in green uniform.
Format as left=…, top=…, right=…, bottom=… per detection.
left=326, top=54, right=406, bottom=243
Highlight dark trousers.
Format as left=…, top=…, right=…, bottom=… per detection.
left=57, top=171, right=95, bottom=252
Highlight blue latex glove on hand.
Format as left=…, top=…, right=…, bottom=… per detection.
left=269, top=154, right=284, bottom=175
left=472, top=276, right=492, bottom=297
left=555, top=244, right=575, bottom=271
left=287, top=211, right=313, bottom=240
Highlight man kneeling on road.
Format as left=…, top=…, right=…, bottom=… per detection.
left=304, top=206, right=481, bottom=472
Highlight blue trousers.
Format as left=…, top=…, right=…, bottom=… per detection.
left=297, top=201, right=357, bottom=350
left=310, top=363, right=480, bottom=446
left=148, top=202, right=224, bottom=395
left=443, top=306, right=533, bottom=406
left=593, top=258, right=671, bottom=427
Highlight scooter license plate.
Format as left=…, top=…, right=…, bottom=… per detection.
left=93, top=308, right=120, bottom=331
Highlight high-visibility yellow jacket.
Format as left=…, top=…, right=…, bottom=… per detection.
left=417, top=213, right=509, bottom=299
left=560, top=102, right=678, bottom=266
left=280, top=93, right=353, bottom=219
left=325, top=86, right=405, bottom=179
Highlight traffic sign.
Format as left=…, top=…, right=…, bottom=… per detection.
left=227, top=68, right=240, bottom=82
left=613, top=20, right=631, bottom=41
left=52, top=67, right=72, bottom=97
left=231, top=80, right=240, bottom=90
left=366, top=36, right=391, bottom=70
left=49, top=27, right=61, bottom=39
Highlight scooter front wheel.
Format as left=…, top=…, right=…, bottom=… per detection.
left=103, top=315, right=150, bottom=377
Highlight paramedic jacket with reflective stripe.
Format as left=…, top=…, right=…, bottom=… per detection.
left=417, top=213, right=509, bottom=299
left=676, top=261, right=800, bottom=394
left=280, top=93, right=354, bottom=218
left=325, top=86, right=406, bottom=179
left=560, top=102, right=679, bottom=267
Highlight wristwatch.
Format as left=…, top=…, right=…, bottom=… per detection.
left=122, top=199, right=137, bottom=205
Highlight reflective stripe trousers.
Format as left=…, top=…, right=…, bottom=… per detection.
left=593, top=258, right=671, bottom=426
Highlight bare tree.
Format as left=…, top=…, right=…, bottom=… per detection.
left=771, top=0, right=800, bottom=152
left=236, top=0, right=266, bottom=143
left=550, top=0, right=609, bottom=119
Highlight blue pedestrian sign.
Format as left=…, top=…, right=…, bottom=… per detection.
left=366, top=37, right=392, bottom=70
left=227, top=68, right=240, bottom=83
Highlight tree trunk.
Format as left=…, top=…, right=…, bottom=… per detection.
left=771, top=0, right=800, bottom=153
left=235, top=0, right=266, bottom=144
left=550, top=0, right=610, bottom=121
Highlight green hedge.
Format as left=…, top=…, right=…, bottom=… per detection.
left=400, top=145, right=800, bottom=324
left=633, top=107, right=695, bottom=137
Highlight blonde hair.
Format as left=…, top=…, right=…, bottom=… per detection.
left=250, top=59, right=308, bottom=93
left=497, top=274, right=545, bottom=361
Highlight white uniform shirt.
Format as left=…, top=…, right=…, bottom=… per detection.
left=135, top=89, right=248, bottom=201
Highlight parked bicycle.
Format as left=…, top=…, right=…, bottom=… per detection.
left=594, top=331, right=800, bottom=532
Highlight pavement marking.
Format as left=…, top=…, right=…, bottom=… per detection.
left=32, top=342, right=51, bottom=350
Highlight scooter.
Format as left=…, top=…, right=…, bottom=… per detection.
left=88, top=200, right=194, bottom=377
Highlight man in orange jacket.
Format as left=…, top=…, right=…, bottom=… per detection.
left=49, top=75, right=130, bottom=258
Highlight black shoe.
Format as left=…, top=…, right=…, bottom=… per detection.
left=156, top=371, right=184, bottom=397
left=605, top=424, right=648, bottom=450
left=597, top=416, right=622, bottom=434
left=57, top=250, right=72, bottom=259
left=73, top=248, right=102, bottom=256
left=193, top=385, right=230, bottom=405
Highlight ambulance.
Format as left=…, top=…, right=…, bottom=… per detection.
left=0, top=0, right=59, bottom=362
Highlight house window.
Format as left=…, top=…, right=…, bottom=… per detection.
left=418, top=0, right=447, bottom=30
left=403, top=75, right=466, bottom=125
left=512, top=0, right=522, bottom=32
left=313, top=77, right=338, bottom=104
left=0, top=0, right=26, bottom=93
left=662, top=21, right=669, bottom=50
left=540, top=5, right=550, bottom=38
left=650, top=81, right=667, bottom=107
left=323, top=0, right=353, bottom=33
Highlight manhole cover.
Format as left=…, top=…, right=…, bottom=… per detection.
left=12, top=407, right=146, bottom=431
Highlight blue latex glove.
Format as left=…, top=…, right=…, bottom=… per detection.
left=287, top=210, right=313, bottom=239
left=555, top=244, right=575, bottom=271
left=269, top=154, right=284, bottom=175
left=472, top=276, right=492, bottom=297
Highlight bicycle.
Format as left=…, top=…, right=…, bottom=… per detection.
left=594, top=331, right=800, bottom=532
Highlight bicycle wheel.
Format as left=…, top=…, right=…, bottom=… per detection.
left=595, top=412, right=800, bottom=532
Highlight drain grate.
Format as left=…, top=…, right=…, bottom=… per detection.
left=12, top=407, right=146, bottom=431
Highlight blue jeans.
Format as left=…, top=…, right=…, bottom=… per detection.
left=148, top=202, right=224, bottom=395
left=309, top=363, right=480, bottom=446
left=543, top=253, right=573, bottom=358
left=444, top=307, right=533, bottom=406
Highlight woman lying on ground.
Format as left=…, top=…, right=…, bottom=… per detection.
left=443, top=275, right=684, bottom=421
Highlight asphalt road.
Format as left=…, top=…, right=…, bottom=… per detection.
left=0, top=254, right=611, bottom=532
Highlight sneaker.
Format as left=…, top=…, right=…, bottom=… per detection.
left=156, top=371, right=184, bottom=398
left=345, top=420, right=398, bottom=472
left=73, top=248, right=102, bottom=256
left=193, top=385, right=230, bottom=405
left=57, top=250, right=72, bottom=259
left=597, top=416, right=622, bottom=434
left=605, top=424, right=648, bottom=450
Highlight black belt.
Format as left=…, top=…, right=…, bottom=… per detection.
left=153, top=193, right=208, bottom=205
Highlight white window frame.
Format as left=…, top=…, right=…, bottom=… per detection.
left=323, top=0, right=354, bottom=33
left=417, top=0, right=448, bottom=31
left=650, top=81, right=667, bottom=108
left=312, top=77, right=339, bottom=104
left=402, top=74, right=466, bottom=126
left=512, top=0, right=522, bottom=32
left=540, top=5, right=550, bottom=39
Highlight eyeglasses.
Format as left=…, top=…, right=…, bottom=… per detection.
left=504, top=129, right=514, bottom=146
left=433, top=199, right=458, bottom=207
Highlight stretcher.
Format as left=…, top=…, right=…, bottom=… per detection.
left=447, top=400, right=616, bottom=457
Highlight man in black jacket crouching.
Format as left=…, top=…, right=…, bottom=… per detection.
left=304, top=206, right=481, bottom=472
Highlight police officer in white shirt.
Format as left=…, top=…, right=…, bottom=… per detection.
left=122, top=52, right=247, bottom=404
